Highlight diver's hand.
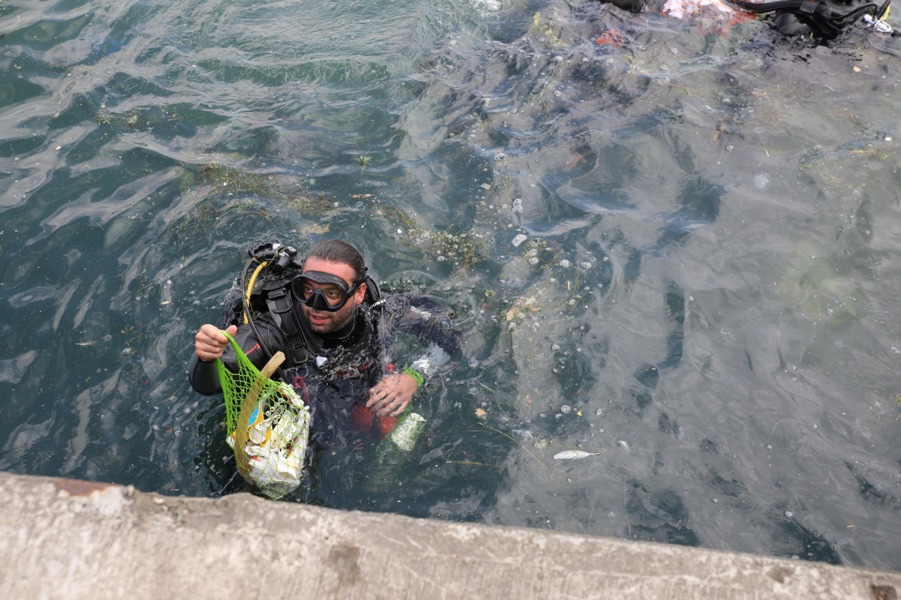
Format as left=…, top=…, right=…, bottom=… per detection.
left=367, top=373, right=418, bottom=417
left=194, top=324, right=238, bottom=362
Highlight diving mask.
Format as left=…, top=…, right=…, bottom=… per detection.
left=292, top=270, right=364, bottom=312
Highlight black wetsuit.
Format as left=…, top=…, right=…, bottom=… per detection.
left=189, top=293, right=458, bottom=449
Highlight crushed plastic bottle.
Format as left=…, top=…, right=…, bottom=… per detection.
left=378, top=411, right=427, bottom=459
left=366, top=410, right=428, bottom=493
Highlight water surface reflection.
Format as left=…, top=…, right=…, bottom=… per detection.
left=0, top=0, right=899, bottom=572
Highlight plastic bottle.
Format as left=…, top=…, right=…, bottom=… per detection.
left=376, top=411, right=427, bottom=462
left=366, top=410, right=427, bottom=493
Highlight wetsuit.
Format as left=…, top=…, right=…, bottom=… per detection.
left=189, top=293, right=458, bottom=449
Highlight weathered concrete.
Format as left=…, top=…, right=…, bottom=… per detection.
left=0, top=471, right=897, bottom=599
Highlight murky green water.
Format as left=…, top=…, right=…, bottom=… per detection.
left=1, top=0, right=900, bottom=571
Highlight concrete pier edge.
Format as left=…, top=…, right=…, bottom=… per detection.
left=0, top=471, right=898, bottom=599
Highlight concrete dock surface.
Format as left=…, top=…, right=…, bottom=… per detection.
left=0, top=471, right=898, bottom=599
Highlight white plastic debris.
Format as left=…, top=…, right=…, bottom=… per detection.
left=553, top=450, right=599, bottom=460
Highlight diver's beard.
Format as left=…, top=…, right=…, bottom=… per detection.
left=302, top=303, right=356, bottom=334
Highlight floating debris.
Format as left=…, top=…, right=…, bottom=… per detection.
left=505, top=295, right=539, bottom=321
left=553, top=450, right=599, bottom=460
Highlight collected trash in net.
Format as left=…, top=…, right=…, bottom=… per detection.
left=215, top=332, right=310, bottom=500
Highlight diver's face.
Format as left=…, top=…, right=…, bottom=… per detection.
left=299, top=257, right=366, bottom=334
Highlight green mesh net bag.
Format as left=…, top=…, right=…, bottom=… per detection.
left=215, top=332, right=311, bottom=500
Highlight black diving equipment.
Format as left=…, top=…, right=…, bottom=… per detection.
left=725, top=0, right=892, bottom=38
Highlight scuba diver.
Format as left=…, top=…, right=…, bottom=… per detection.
left=601, top=0, right=893, bottom=38
left=189, top=239, right=459, bottom=450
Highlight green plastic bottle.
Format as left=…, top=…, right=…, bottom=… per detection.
left=366, top=410, right=427, bottom=493
left=376, top=410, right=427, bottom=462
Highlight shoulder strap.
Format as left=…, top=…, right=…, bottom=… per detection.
left=262, top=279, right=316, bottom=367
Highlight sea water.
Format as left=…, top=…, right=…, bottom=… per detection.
left=0, top=0, right=900, bottom=571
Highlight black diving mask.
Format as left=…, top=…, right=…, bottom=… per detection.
left=292, top=270, right=364, bottom=312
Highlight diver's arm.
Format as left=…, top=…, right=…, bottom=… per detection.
left=405, top=342, right=452, bottom=383
left=187, top=320, right=286, bottom=395
left=397, top=297, right=460, bottom=382
left=384, top=296, right=458, bottom=386
left=188, top=324, right=237, bottom=395
left=189, top=353, right=222, bottom=395
left=367, top=371, right=419, bottom=417
left=195, top=323, right=237, bottom=362
left=364, top=331, right=454, bottom=417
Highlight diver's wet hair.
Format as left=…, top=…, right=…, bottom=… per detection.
left=304, top=240, right=367, bottom=282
